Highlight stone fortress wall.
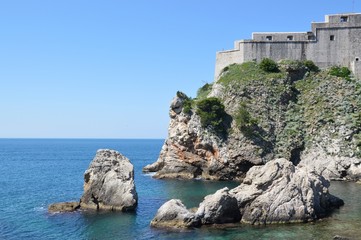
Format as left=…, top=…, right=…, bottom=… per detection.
left=215, top=13, right=361, bottom=80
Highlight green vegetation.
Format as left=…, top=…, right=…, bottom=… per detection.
left=176, top=91, right=194, bottom=114
left=197, top=83, right=213, bottom=100
left=329, top=66, right=351, bottom=80
left=218, top=61, right=285, bottom=87
left=196, top=97, right=228, bottom=135
left=259, top=58, right=279, bottom=73
left=303, top=60, right=319, bottom=72
left=183, top=97, right=194, bottom=114
left=234, top=102, right=258, bottom=135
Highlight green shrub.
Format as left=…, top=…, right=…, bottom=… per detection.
left=259, top=58, right=279, bottom=73
left=197, top=83, right=213, bottom=100
left=303, top=60, right=319, bottom=72
left=196, top=97, right=227, bottom=134
left=182, top=98, right=194, bottom=114
left=176, top=91, right=194, bottom=114
left=329, top=66, right=351, bottom=79
left=234, top=102, right=258, bottom=135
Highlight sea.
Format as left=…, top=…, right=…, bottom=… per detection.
left=0, top=139, right=361, bottom=240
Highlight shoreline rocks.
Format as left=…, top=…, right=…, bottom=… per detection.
left=48, top=149, right=138, bottom=213
left=150, top=158, right=344, bottom=228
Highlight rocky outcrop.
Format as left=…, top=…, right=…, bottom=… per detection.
left=151, top=158, right=344, bottom=228
left=80, top=149, right=138, bottom=211
left=195, top=187, right=241, bottom=225
left=49, top=149, right=137, bottom=213
left=231, top=158, right=343, bottom=224
left=143, top=93, right=261, bottom=181
left=150, top=199, right=200, bottom=228
left=144, top=62, right=361, bottom=181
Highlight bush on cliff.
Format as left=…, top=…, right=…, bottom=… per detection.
left=329, top=66, right=351, bottom=80
left=303, top=60, right=319, bottom=72
left=259, top=58, right=279, bottom=73
left=196, top=97, right=227, bottom=134
left=197, top=83, right=213, bottom=100
left=176, top=91, right=194, bottom=114
left=234, top=102, right=258, bottom=135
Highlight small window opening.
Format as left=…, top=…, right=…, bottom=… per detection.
left=356, top=57, right=360, bottom=62
left=340, top=16, right=349, bottom=22
left=287, top=35, right=294, bottom=41
left=266, top=36, right=273, bottom=41
left=308, top=35, right=314, bottom=40
left=330, top=35, right=335, bottom=41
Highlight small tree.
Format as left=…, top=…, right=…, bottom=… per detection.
left=196, top=97, right=227, bottom=134
left=259, top=58, right=279, bottom=72
left=234, top=102, right=258, bottom=135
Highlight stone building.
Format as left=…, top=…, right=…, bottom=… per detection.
left=215, top=13, right=361, bottom=79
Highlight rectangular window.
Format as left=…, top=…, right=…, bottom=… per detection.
left=266, top=36, right=273, bottom=41
left=308, top=35, right=314, bottom=40
left=340, top=16, right=348, bottom=22
left=330, top=35, right=335, bottom=41
left=287, top=36, right=294, bottom=41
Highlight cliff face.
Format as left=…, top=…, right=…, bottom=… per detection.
left=144, top=61, right=361, bottom=180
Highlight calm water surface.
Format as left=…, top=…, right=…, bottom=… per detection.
left=0, top=139, right=360, bottom=240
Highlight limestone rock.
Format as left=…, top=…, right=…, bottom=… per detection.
left=143, top=94, right=262, bottom=180
left=151, top=158, right=343, bottom=228
left=230, top=158, right=344, bottom=224
left=150, top=199, right=200, bottom=228
left=80, top=149, right=138, bottom=211
left=48, top=202, right=80, bottom=213
left=195, top=187, right=241, bottom=224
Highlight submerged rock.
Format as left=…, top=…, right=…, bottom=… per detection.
left=80, top=149, right=138, bottom=211
left=48, top=202, right=80, bottom=213
left=151, top=158, right=344, bottom=228
left=49, top=149, right=138, bottom=213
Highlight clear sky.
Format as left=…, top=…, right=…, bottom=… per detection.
left=0, top=0, right=357, bottom=138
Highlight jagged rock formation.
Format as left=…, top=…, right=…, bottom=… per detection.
left=80, top=149, right=138, bottom=211
left=151, top=158, right=344, bottom=228
left=48, top=149, right=138, bottom=213
left=144, top=61, right=361, bottom=180
left=231, top=158, right=343, bottom=224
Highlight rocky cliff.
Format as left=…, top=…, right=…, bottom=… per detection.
left=144, top=61, right=361, bottom=180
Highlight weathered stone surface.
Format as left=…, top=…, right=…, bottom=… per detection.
left=300, top=146, right=361, bottom=180
left=195, top=187, right=241, bottom=224
left=151, top=158, right=344, bottom=228
left=230, top=158, right=344, bottom=224
left=80, top=149, right=138, bottom=211
left=150, top=199, right=199, bottom=228
left=143, top=94, right=262, bottom=181
left=48, top=202, right=80, bottom=213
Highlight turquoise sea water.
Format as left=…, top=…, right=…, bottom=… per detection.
left=0, top=139, right=361, bottom=240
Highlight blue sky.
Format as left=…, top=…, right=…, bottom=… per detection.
left=0, top=0, right=357, bottom=138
